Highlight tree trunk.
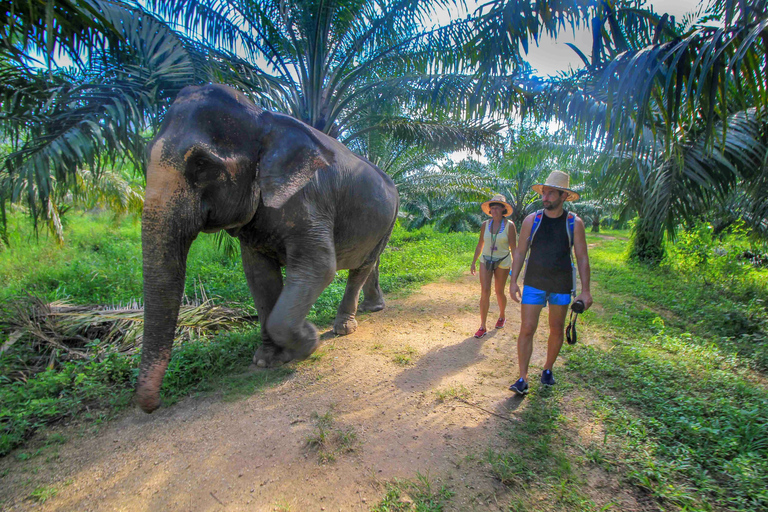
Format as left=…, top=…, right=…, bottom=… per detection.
left=629, top=216, right=665, bottom=264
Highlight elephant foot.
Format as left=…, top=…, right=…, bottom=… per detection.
left=253, top=342, right=293, bottom=368
left=359, top=299, right=385, bottom=313
left=333, top=315, right=358, bottom=336
left=289, top=322, right=322, bottom=360
left=257, top=321, right=321, bottom=365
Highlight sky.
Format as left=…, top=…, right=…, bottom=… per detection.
left=442, top=0, right=708, bottom=78
left=524, top=0, right=706, bottom=76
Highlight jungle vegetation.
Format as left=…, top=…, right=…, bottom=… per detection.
left=0, top=0, right=767, bottom=509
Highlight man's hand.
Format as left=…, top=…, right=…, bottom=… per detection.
left=509, top=281, right=521, bottom=303
left=470, top=262, right=477, bottom=276
left=575, top=291, right=593, bottom=310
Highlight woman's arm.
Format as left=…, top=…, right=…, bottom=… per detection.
left=470, top=221, right=486, bottom=276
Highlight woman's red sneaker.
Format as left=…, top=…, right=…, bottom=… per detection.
left=495, top=317, right=506, bottom=329
left=474, top=327, right=487, bottom=338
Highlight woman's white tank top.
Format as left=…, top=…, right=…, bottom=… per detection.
left=481, top=220, right=510, bottom=259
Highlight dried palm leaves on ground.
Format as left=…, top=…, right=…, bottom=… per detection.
left=0, top=295, right=256, bottom=381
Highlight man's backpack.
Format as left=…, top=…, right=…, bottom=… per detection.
left=523, top=210, right=578, bottom=297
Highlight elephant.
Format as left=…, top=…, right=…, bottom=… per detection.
left=136, top=84, right=399, bottom=413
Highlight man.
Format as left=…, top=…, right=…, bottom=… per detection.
left=507, top=171, right=593, bottom=395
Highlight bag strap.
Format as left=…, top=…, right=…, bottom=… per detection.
left=522, top=210, right=543, bottom=280
left=526, top=210, right=544, bottom=249
left=566, top=309, right=579, bottom=345
left=567, top=211, right=577, bottom=296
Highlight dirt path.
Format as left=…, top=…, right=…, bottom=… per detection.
left=0, top=274, right=639, bottom=511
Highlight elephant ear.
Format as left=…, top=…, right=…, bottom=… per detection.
left=258, top=112, right=335, bottom=209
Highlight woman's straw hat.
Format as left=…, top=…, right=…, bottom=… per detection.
left=481, top=194, right=513, bottom=217
left=531, top=170, right=580, bottom=202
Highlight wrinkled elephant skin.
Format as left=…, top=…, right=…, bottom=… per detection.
left=137, top=84, right=398, bottom=413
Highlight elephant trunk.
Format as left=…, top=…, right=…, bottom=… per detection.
left=136, top=197, right=196, bottom=413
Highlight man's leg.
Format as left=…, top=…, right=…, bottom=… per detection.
left=544, top=303, right=569, bottom=371
left=517, top=303, right=543, bottom=381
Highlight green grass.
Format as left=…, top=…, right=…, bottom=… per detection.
left=487, top=383, right=599, bottom=511
left=434, top=384, right=471, bottom=402
left=585, top=226, right=768, bottom=368
left=371, top=473, right=454, bottom=512
left=305, top=409, right=358, bottom=464
left=30, top=485, right=58, bottom=503
left=558, top=228, right=768, bottom=511
left=3, top=212, right=767, bottom=512
left=0, top=212, right=254, bottom=306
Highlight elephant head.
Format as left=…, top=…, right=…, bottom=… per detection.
left=137, top=84, right=334, bottom=413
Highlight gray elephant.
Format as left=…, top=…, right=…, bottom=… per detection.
left=136, top=84, right=399, bottom=413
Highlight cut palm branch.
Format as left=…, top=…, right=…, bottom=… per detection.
left=0, top=295, right=257, bottom=380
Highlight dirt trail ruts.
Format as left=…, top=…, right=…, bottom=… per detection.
left=0, top=274, right=642, bottom=511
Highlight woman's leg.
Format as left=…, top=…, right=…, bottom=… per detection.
left=478, top=262, right=493, bottom=329
left=493, top=266, right=510, bottom=320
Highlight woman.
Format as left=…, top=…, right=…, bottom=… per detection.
left=470, top=194, right=517, bottom=338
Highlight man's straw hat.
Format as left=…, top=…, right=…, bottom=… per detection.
left=531, top=170, right=580, bottom=202
left=481, top=194, right=513, bottom=217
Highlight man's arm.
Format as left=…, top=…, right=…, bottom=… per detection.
left=508, top=215, right=533, bottom=302
left=572, top=216, right=593, bottom=310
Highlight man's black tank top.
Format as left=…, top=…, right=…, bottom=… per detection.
left=524, top=210, right=572, bottom=294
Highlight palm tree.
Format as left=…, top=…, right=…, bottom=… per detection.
left=144, top=0, right=512, bottom=236
left=469, top=0, right=768, bottom=262
left=485, top=128, right=596, bottom=228
left=2, top=0, right=520, bottom=241
left=0, top=0, right=256, bottom=241
left=143, top=0, right=519, bottom=145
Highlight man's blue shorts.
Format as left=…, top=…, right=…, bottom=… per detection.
left=521, top=285, right=571, bottom=306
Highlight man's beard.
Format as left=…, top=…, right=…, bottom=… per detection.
left=543, top=200, right=560, bottom=210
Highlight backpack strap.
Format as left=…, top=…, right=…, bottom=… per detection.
left=566, top=212, right=575, bottom=249
left=522, top=210, right=544, bottom=280
left=527, top=209, right=544, bottom=248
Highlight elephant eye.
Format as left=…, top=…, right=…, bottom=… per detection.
left=187, top=150, right=223, bottom=183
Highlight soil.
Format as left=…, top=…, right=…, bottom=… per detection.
left=0, top=274, right=648, bottom=511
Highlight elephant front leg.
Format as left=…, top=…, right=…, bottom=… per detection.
left=265, top=252, right=336, bottom=362
left=240, top=245, right=286, bottom=367
left=333, top=264, right=375, bottom=335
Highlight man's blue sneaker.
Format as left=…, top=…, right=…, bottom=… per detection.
left=509, top=378, right=529, bottom=395
left=541, top=369, right=556, bottom=386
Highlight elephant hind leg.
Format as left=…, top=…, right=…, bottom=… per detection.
left=265, top=255, right=336, bottom=362
left=360, top=258, right=385, bottom=312
left=333, top=264, right=375, bottom=335
left=240, top=245, right=287, bottom=368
